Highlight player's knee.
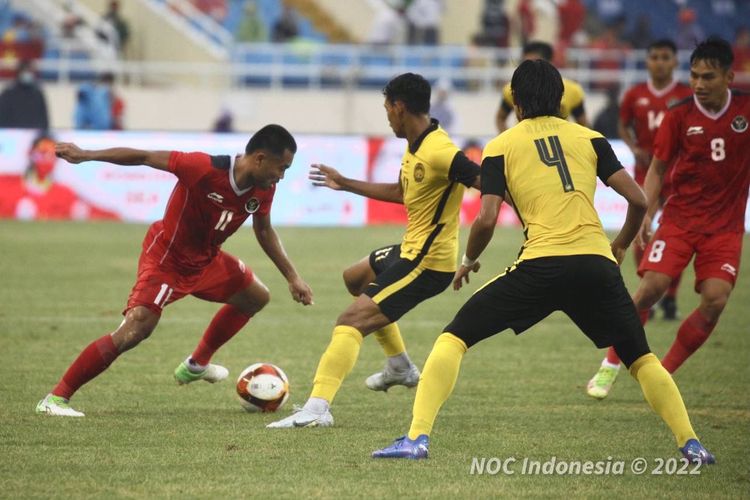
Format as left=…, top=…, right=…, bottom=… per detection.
left=115, top=308, right=157, bottom=351
left=700, top=294, right=728, bottom=321
left=342, top=268, right=363, bottom=296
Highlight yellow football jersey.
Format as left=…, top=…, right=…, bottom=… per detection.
left=501, top=78, right=586, bottom=120
left=399, top=121, right=479, bottom=272
left=481, top=116, right=623, bottom=262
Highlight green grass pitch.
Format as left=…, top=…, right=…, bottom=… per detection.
left=1, top=221, right=748, bottom=497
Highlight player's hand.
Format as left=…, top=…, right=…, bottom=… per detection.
left=309, top=164, right=344, bottom=190
left=610, top=243, right=627, bottom=266
left=452, top=261, right=481, bottom=291
left=288, top=277, right=314, bottom=306
left=636, top=214, right=653, bottom=249
left=55, top=142, right=88, bottom=164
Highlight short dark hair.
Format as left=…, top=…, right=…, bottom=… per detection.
left=690, top=36, right=734, bottom=71
left=382, top=73, right=431, bottom=114
left=511, top=59, right=563, bottom=119
left=647, top=39, right=677, bottom=54
left=522, top=41, right=554, bottom=61
left=245, top=124, right=297, bottom=156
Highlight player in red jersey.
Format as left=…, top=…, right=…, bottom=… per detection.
left=36, top=124, right=314, bottom=417
left=618, top=39, right=692, bottom=322
left=588, top=37, right=750, bottom=399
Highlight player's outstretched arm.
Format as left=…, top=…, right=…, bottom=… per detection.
left=252, top=213, right=313, bottom=306
left=55, top=142, right=172, bottom=171
left=606, top=169, right=647, bottom=263
left=454, top=194, right=501, bottom=290
left=309, top=163, right=402, bottom=203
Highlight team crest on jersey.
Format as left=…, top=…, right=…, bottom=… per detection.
left=731, top=115, right=748, bottom=133
left=245, top=198, right=260, bottom=213
left=413, top=163, right=425, bottom=182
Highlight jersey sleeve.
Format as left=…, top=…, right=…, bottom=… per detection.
left=618, top=88, right=634, bottom=125
left=652, top=109, right=680, bottom=163
left=480, top=155, right=506, bottom=196
left=590, top=137, right=624, bottom=185
left=167, top=152, right=213, bottom=187
left=448, top=150, right=480, bottom=187
left=255, top=185, right=275, bottom=217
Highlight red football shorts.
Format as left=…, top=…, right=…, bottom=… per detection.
left=638, top=222, right=743, bottom=291
left=125, top=250, right=254, bottom=315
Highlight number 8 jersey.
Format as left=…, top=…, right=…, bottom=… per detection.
left=654, top=90, right=750, bottom=234
left=480, top=116, right=623, bottom=263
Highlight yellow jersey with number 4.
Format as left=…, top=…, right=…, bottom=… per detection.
left=480, top=116, right=623, bottom=263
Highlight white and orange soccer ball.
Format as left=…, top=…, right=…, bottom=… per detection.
left=236, top=363, right=290, bottom=413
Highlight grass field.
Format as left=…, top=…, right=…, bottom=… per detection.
left=1, top=221, right=748, bottom=498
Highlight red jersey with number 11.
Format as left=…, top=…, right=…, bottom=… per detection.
left=143, top=152, right=275, bottom=273
left=653, top=90, right=750, bottom=234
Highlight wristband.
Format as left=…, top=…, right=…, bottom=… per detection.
left=461, top=254, right=478, bottom=268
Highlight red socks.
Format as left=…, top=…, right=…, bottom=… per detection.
left=662, top=309, right=716, bottom=373
left=190, top=304, right=252, bottom=366
left=53, top=334, right=119, bottom=400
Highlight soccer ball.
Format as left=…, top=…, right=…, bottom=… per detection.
left=236, top=362, right=290, bottom=413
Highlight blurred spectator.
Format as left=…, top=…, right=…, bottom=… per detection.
left=1, top=12, right=43, bottom=43
left=588, top=17, right=630, bottom=91
left=430, top=79, right=456, bottom=134
left=212, top=108, right=234, bottom=133
left=271, top=4, right=299, bottom=43
left=236, top=0, right=266, bottom=42
left=625, top=14, right=653, bottom=50
left=474, top=0, right=508, bottom=47
left=675, top=8, right=704, bottom=50
left=191, top=0, right=228, bottom=23
left=0, top=59, right=49, bottom=129
left=367, top=0, right=407, bottom=46
left=100, top=0, right=130, bottom=55
left=557, top=0, right=584, bottom=46
left=516, top=0, right=535, bottom=45
left=61, top=1, right=84, bottom=39
left=592, top=86, right=620, bottom=138
left=406, top=0, right=444, bottom=46
left=0, top=133, right=118, bottom=220
left=74, top=73, right=124, bottom=130
left=733, top=26, right=750, bottom=90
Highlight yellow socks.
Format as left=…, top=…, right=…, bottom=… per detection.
left=374, top=323, right=406, bottom=357
left=630, top=353, right=697, bottom=447
left=310, top=325, right=364, bottom=404
left=408, top=333, right=467, bottom=440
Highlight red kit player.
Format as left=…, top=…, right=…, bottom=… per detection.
left=36, top=124, right=314, bottom=417
left=588, top=37, right=750, bottom=399
left=618, top=39, right=692, bottom=320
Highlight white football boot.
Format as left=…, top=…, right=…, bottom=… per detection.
left=35, top=394, right=85, bottom=417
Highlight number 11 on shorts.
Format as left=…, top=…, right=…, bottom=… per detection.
left=154, top=283, right=174, bottom=307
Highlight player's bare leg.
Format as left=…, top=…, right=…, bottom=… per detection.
left=175, top=278, right=269, bottom=385
left=37, top=306, right=160, bottom=416
left=662, top=278, right=730, bottom=373
left=343, top=257, right=420, bottom=392
left=587, top=271, right=671, bottom=399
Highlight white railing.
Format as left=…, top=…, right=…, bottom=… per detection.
left=2, top=43, right=748, bottom=91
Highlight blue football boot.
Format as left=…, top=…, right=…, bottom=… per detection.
left=680, top=439, right=716, bottom=465
left=372, top=434, right=429, bottom=459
